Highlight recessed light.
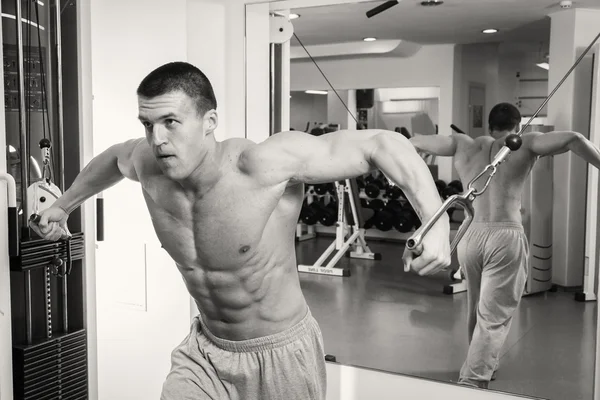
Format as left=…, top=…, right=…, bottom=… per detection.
left=289, top=13, right=300, bottom=19
left=363, top=37, right=377, bottom=42
left=482, top=28, right=498, bottom=34
left=536, top=62, right=549, bottom=70
left=305, top=90, right=328, bottom=95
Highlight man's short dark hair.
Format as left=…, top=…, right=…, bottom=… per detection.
left=137, top=62, right=217, bottom=115
left=488, top=103, right=521, bottom=132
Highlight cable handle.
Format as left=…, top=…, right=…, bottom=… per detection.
left=404, top=191, right=475, bottom=261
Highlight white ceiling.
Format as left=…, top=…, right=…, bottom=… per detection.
left=288, top=0, right=600, bottom=47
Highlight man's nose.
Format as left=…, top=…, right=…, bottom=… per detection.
left=150, top=125, right=168, bottom=146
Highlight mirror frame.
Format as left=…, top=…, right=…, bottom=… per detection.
left=244, top=2, right=600, bottom=400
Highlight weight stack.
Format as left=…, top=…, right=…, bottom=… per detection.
left=10, top=232, right=85, bottom=272
left=10, top=232, right=88, bottom=399
left=12, top=329, right=88, bottom=400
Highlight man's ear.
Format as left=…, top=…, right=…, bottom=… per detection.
left=204, top=110, right=219, bottom=135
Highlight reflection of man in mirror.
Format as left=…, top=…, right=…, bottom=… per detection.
left=29, top=61, right=452, bottom=399
left=410, top=102, right=600, bottom=389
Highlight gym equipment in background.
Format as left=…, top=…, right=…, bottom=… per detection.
left=298, top=178, right=381, bottom=277
left=3, top=1, right=88, bottom=398
left=1, top=172, right=19, bottom=257
left=521, top=125, right=554, bottom=296
left=26, top=139, right=62, bottom=220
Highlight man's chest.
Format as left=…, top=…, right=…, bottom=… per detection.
left=139, top=174, right=287, bottom=263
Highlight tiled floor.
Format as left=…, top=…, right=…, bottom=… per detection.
left=296, top=236, right=597, bottom=400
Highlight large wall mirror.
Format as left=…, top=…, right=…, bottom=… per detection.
left=246, top=1, right=600, bottom=399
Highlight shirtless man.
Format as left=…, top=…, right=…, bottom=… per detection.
left=29, top=61, right=451, bottom=400
left=410, top=102, right=600, bottom=389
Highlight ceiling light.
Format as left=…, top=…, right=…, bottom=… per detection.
left=536, top=62, right=549, bottom=70
left=482, top=28, right=498, bottom=34
left=363, top=37, right=377, bottom=42
left=289, top=13, right=300, bottom=19
left=305, top=90, right=328, bottom=95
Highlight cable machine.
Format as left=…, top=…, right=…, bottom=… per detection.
left=2, top=1, right=89, bottom=398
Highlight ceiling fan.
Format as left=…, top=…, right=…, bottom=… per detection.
left=366, top=0, right=444, bottom=18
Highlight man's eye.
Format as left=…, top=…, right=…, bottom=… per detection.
left=165, top=119, right=176, bottom=126
left=142, top=121, right=152, bottom=129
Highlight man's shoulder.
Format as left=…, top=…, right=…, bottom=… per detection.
left=520, top=131, right=544, bottom=142
left=453, top=134, right=482, bottom=152
left=128, top=140, right=162, bottom=179
left=222, top=138, right=259, bottom=174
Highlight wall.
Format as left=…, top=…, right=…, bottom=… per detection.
left=372, top=98, right=439, bottom=133
left=187, top=1, right=228, bottom=140
left=290, top=91, right=328, bottom=131
left=454, top=42, right=500, bottom=135
left=547, top=8, right=600, bottom=287
left=497, top=42, right=549, bottom=119
left=289, top=45, right=457, bottom=181
left=327, top=89, right=357, bottom=130
left=77, top=0, right=98, bottom=398
left=90, top=0, right=194, bottom=399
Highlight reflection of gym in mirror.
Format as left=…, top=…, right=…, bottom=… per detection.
left=2, top=1, right=600, bottom=400
left=248, top=0, right=600, bottom=399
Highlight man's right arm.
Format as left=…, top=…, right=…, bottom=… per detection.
left=53, top=138, right=145, bottom=214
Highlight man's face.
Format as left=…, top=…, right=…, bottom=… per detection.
left=138, top=91, right=217, bottom=180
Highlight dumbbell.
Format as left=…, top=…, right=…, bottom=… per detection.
left=364, top=177, right=387, bottom=198
left=363, top=198, right=387, bottom=229
left=401, top=202, right=422, bottom=230
left=318, top=201, right=338, bottom=226
left=385, top=186, right=405, bottom=200
left=313, top=182, right=335, bottom=195
left=299, top=201, right=319, bottom=225
left=367, top=198, right=385, bottom=212
left=373, top=207, right=394, bottom=231
left=448, top=180, right=463, bottom=192
left=435, top=180, right=447, bottom=195
left=356, top=176, right=366, bottom=189
left=383, top=200, right=417, bottom=233
left=441, top=180, right=464, bottom=199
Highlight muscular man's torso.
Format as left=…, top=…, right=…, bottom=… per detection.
left=453, top=134, right=538, bottom=223
left=128, top=139, right=308, bottom=341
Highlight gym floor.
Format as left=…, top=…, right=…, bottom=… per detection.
left=296, top=236, right=597, bottom=400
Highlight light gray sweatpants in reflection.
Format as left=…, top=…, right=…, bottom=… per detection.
left=456, top=222, right=529, bottom=388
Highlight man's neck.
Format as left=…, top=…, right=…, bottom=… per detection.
left=491, top=130, right=512, bottom=141
left=179, top=141, right=224, bottom=196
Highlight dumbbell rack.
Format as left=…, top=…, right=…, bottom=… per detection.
left=296, top=184, right=320, bottom=242
left=297, top=173, right=469, bottom=294
left=298, top=179, right=380, bottom=277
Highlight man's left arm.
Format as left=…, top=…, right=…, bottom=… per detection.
left=240, top=129, right=451, bottom=274
left=527, top=130, right=600, bottom=169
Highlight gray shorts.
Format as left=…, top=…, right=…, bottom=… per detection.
left=161, top=308, right=327, bottom=400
